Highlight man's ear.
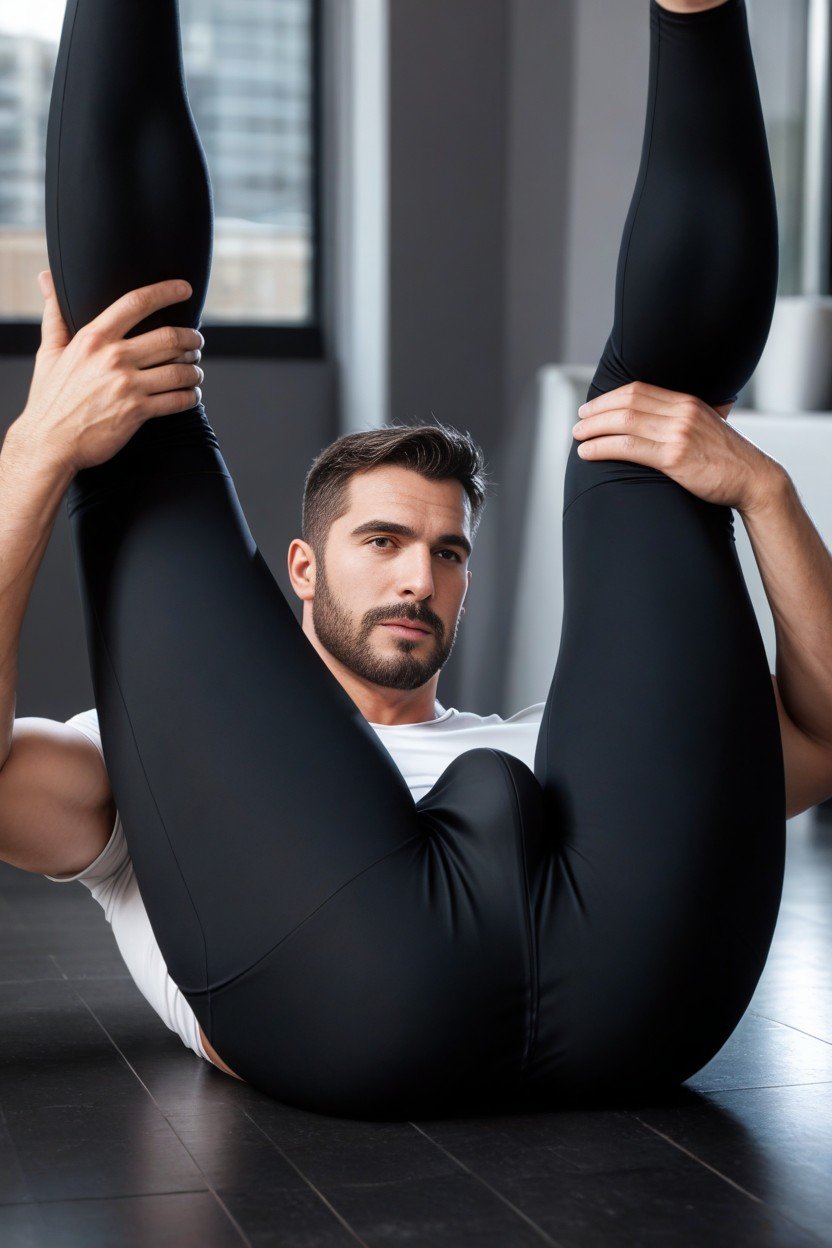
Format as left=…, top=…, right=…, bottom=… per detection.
left=287, top=538, right=316, bottom=602
left=459, top=568, right=472, bottom=614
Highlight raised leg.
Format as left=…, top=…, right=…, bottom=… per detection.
left=528, top=0, right=785, bottom=1097
left=47, top=0, right=421, bottom=1039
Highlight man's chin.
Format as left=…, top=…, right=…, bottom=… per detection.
left=363, top=650, right=438, bottom=690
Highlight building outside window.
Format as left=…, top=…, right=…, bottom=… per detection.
left=0, top=0, right=320, bottom=351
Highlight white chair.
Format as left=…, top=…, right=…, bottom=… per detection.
left=505, top=364, right=832, bottom=713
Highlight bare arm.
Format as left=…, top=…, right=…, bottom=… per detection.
left=0, top=430, right=116, bottom=873
left=737, top=474, right=832, bottom=818
left=740, top=472, right=832, bottom=753
left=0, top=427, right=74, bottom=762
left=770, top=674, right=832, bottom=819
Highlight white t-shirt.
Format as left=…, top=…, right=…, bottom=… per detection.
left=49, top=698, right=546, bottom=1063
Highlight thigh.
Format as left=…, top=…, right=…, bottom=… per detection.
left=69, top=447, right=421, bottom=1002
left=528, top=466, right=785, bottom=1095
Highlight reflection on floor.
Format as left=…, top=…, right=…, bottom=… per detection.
left=1, top=808, right=831, bottom=1247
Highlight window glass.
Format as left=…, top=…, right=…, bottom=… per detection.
left=0, top=0, right=316, bottom=325
left=747, top=0, right=809, bottom=296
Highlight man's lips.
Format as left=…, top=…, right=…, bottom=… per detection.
left=379, top=620, right=432, bottom=637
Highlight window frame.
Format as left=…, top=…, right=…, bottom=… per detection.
left=0, top=0, right=324, bottom=360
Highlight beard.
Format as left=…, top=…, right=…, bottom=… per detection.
left=311, top=552, right=461, bottom=692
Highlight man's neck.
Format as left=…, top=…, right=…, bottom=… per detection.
left=359, top=688, right=439, bottom=728
left=348, top=681, right=439, bottom=726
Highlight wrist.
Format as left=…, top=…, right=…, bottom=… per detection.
left=739, top=457, right=793, bottom=521
left=3, top=415, right=76, bottom=492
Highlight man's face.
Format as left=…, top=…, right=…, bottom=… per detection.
left=310, top=465, right=472, bottom=692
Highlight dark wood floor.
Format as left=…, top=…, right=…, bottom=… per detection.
left=2, top=809, right=831, bottom=1247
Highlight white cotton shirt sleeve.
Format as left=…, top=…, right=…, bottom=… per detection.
left=45, top=709, right=210, bottom=1064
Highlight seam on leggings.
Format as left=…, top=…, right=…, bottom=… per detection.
left=487, top=749, right=540, bottom=1075
left=200, top=830, right=428, bottom=997
left=87, top=596, right=210, bottom=995
left=555, top=844, right=588, bottom=920
left=618, top=0, right=661, bottom=367
left=54, top=0, right=80, bottom=335
left=562, top=471, right=675, bottom=521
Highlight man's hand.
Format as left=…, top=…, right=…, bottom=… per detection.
left=573, top=380, right=786, bottom=513
left=9, top=271, right=205, bottom=478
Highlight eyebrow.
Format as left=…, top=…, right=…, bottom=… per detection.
left=350, top=519, right=472, bottom=559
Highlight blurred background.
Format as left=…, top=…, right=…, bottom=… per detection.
left=0, top=0, right=823, bottom=730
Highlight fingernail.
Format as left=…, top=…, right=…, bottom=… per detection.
left=578, top=404, right=588, bottom=417
left=179, top=281, right=192, bottom=296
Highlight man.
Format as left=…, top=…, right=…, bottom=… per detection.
left=1, top=267, right=832, bottom=1083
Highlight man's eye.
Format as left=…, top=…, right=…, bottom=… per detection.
left=368, top=538, right=460, bottom=562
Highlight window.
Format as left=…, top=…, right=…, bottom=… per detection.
left=747, top=0, right=810, bottom=296
left=0, top=0, right=323, bottom=358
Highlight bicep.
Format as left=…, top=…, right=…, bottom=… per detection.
left=771, top=677, right=832, bottom=819
left=0, top=717, right=116, bottom=876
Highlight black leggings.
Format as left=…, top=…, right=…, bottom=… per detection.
left=46, top=0, right=785, bottom=1118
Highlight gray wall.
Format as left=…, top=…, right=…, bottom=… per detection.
left=386, top=0, right=510, bottom=713
left=0, top=0, right=659, bottom=723
left=388, top=0, right=650, bottom=714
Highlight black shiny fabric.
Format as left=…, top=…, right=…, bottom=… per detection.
left=46, top=0, right=785, bottom=1118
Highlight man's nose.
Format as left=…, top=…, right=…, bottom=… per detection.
left=397, top=549, right=436, bottom=598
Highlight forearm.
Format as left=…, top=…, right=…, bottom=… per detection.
left=740, top=469, right=832, bottom=747
left=0, top=423, right=74, bottom=765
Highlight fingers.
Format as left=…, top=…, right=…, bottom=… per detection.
left=130, top=324, right=205, bottom=368
left=142, top=362, right=204, bottom=397
left=576, top=433, right=664, bottom=465
left=86, top=279, right=194, bottom=342
left=573, top=406, right=670, bottom=443
left=579, top=381, right=689, bottom=419
left=37, top=269, right=71, bottom=352
left=143, top=386, right=204, bottom=421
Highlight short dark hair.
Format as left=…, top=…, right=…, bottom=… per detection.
left=302, top=421, right=491, bottom=557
